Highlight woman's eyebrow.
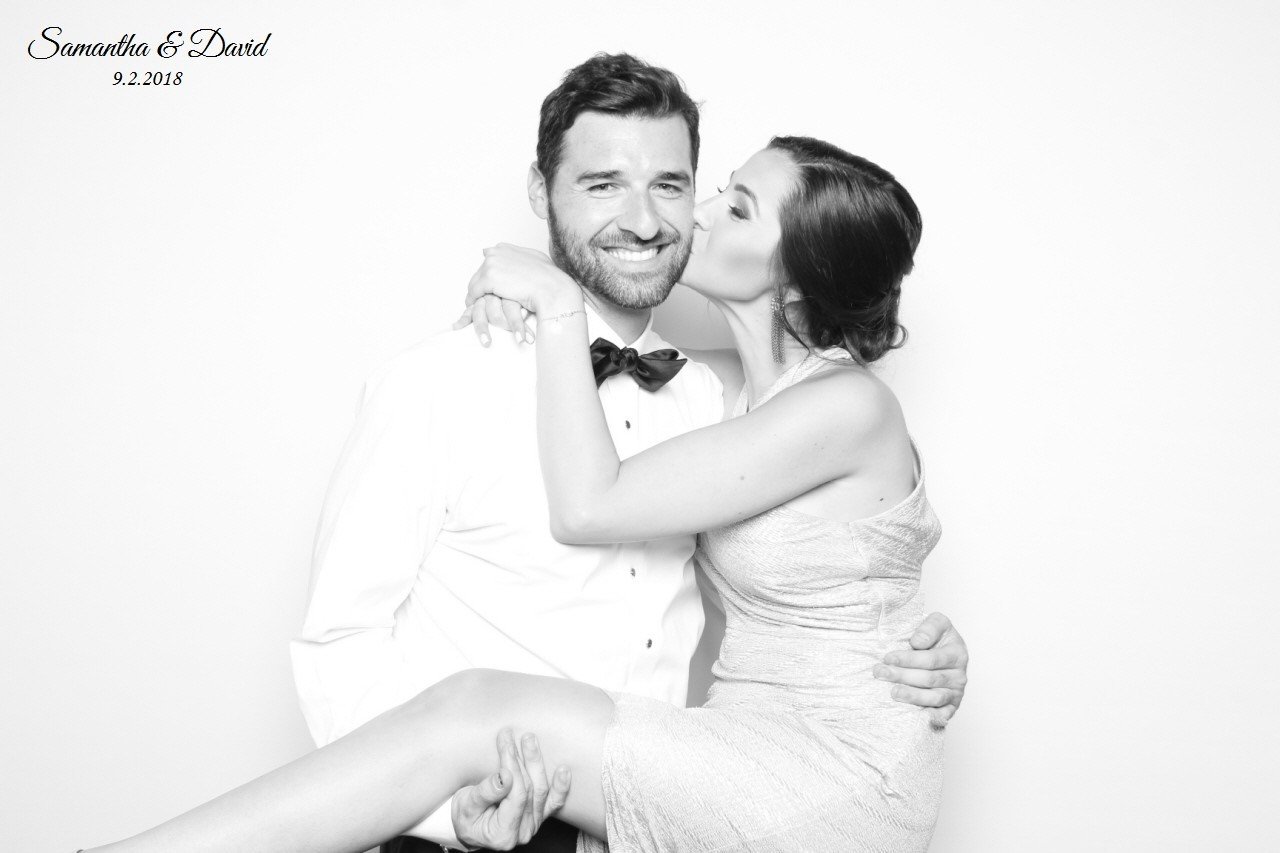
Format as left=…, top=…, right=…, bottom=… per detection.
left=732, top=182, right=759, bottom=211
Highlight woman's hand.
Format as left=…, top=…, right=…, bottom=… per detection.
left=466, top=243, right=583, bottom=320
left=450, top=728, right=571, bottom=850
left=453, top=295, right=533, bottom=347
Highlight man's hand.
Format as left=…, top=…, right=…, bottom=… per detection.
left=451, top=728, right=571, bottom=851
left=874, top=612, right=969, bottom=726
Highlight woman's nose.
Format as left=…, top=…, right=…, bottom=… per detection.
left=693, top=196, right=717, bottom=230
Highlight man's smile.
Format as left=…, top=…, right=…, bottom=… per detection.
left=603, top=246, right=662, bottom=263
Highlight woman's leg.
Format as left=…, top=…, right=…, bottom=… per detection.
left=85, top=670, right=615, bottom=853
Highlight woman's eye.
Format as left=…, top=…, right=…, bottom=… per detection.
left=728, top=205, right=746, bottom=220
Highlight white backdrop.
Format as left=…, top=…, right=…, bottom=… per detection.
left=3, top=2, right=1278, bottom=850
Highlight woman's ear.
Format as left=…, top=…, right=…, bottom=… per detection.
left=528, top=163, right=550, bottom=220
left=769, top=253, right=797, bottom=303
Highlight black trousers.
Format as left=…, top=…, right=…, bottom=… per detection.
left=380, top=818, right=578, bottom=853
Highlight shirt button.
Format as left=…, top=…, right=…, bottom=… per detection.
left=629, top=568, right=636, bottom=577
left=625, top=420, right=631, bottom=429
left=646, top=638, right=653, bottom=648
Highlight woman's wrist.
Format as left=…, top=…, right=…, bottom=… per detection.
left=538, top=305, right=587, bottom=325
left=532, top=265, right=583, bottom=314
left=535, top=288, right=585, bottom=322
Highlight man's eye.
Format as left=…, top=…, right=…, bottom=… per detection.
left=588, top=183, right=617, bottom=192
left=654, top=183, right=684, bottom=197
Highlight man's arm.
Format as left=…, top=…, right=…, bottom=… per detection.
left=291, top=360, right=449, bottom=743
left=875, top=612, right=969, bottom=726
left=290, top=356, right=474, bottom=849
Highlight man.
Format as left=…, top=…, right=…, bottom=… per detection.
left=292, top=53, right=968, bottom=853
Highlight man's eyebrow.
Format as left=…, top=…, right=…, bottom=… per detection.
left=574, top=170, right=693, bottom=185
left=576, top=170, right=622, bottom=183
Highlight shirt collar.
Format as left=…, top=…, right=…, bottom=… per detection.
left=583, top=301, right=659, bottom=351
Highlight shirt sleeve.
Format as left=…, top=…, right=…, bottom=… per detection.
left=405, top=798, right=466, bottom=850
left=290, top=355, right=451, bottom=746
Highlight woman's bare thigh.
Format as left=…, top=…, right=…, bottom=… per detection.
left=414, top=669, right=616, bottom=840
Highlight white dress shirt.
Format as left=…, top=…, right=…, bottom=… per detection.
left=291, top=305, right=723, bottom=845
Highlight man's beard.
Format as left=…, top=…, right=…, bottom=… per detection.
left=547, top=208, right=691, bottom=310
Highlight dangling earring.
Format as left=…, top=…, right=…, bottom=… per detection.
left=770, top=294, right=786, bottom=364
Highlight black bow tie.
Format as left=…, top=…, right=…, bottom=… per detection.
left=589, top=337, right=686, bottom=392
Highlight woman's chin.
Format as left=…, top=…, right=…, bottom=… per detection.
left=677, top=271, right=725, bottom=298
left=676, top=277, right=705, bottom=296
left=677, top=279, right=738, bottom=310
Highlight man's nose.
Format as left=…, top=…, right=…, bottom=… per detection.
left=616, top=192, right=661, bottom=242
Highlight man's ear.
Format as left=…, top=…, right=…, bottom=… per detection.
left=528, top=163, right=550, bottom=220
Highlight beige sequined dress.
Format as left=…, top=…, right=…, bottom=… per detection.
left=579, top=349, right=944, bottom=852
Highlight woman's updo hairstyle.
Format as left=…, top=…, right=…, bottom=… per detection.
left=768, top=136, right=922, bottom=365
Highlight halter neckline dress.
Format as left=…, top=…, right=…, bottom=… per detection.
left=581, top=348, right=944, bottom=852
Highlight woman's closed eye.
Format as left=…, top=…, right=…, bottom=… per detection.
left=714, top=186, right=747, bottom=220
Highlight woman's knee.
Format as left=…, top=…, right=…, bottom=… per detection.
left=405, top=667, right=508, bottom=722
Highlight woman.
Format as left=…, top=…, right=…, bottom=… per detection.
left=84, top=137, right=941, bottom=852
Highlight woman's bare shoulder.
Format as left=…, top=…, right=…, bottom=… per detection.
left=786, top=364, right=907, bottom=448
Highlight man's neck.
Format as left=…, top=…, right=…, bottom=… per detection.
left=582, top=290, right=652, bottom=346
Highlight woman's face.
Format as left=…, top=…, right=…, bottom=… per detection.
left=681, top=147, right=797, bottom=304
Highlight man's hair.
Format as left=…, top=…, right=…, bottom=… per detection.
left=536, top=53, right=700, bottom=185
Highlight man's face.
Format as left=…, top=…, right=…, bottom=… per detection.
left=539, top=112, right=695, bottom=310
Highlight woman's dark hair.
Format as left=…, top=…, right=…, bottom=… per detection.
left=768, top=136, right=923, bottom=365
left=537, top=53, right=700, bottom=185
